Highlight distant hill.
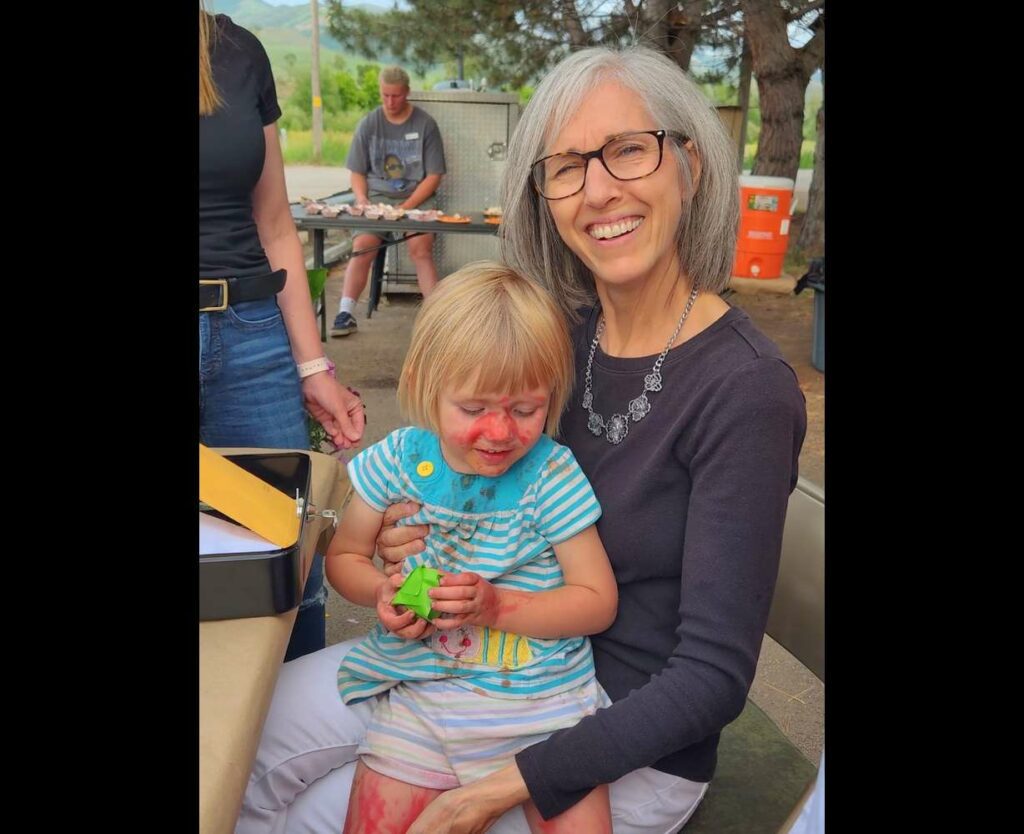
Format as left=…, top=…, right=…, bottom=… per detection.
left=215, top=0, right=399, bottom=82
left=214, top=0, right=350, bottom=67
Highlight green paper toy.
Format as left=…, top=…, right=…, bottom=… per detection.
left=391, top=565, right=441, bottom=620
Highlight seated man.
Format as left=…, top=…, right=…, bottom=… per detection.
left=333, top=65, right=447, bottom=336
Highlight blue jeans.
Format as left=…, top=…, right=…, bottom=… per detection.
left=199, top=297, right=326, bottom=660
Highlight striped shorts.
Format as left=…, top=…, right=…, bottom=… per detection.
left=358, top=677, right=612, bottom=789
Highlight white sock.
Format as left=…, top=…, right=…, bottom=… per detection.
left=338, top=297, right=356, bottom=316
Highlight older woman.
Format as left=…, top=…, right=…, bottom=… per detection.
left=236, top=45, right=805, bottom=834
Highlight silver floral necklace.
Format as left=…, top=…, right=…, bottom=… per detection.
left=582, top=286, right=699, bottom=445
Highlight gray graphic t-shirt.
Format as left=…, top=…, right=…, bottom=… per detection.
left=346, top=106, right=447, bottom=198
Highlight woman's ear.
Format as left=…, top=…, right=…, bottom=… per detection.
left=685, top=140, right=702, bottom=192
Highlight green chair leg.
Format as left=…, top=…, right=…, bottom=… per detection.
left=307, top=267, right=328, bottom=302
left=307, top=268, right=329, bottom=342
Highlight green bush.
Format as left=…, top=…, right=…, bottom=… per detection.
left=357, top=64, right=381, bottom=109
left=280, top=130, right=352, bottom=165
left=281, top=104, right=311, bottom=132
left=281, top=61, right=383, bottom=133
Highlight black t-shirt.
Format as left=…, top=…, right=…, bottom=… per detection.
left=199, top=14, right=282, bottom=279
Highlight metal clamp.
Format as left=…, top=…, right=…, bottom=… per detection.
left=303, top=499, right=339, bottom=528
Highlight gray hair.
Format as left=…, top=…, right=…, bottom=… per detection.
left=379, top=65, right=410, bottom=88
left=499, top=46, right=739, bottom=321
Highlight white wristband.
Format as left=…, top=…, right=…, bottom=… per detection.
left=296, top=357, right=332, bottom=379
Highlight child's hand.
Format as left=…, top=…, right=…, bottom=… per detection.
left=377, top=573, right=436, bottom=639
left=429, top=572, right=501, bottom=630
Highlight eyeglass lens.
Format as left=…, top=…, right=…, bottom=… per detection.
left=534, top=132, right=664, bottom=198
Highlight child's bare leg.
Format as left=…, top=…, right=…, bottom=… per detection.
left=523, top=784, right=612, bottom=834
left=342, top=760, right=444, bottom=834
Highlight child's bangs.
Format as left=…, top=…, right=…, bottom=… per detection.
left=445, top=313, right=556, bottom=398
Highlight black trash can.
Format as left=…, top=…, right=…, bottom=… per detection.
left=795, top=258, right=825, bottom=372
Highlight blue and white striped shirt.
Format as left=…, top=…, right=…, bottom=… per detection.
left=338, top=427, right=603, bottom=703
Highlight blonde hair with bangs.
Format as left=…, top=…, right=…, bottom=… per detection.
left=399, top=262, right=573, bottom=436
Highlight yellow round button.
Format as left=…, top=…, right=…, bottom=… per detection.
left=416, top=460, right=435, bottom=477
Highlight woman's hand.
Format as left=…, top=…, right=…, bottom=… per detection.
left=376, top=501, right=428, bottom=576
left=375, top=572, right=436, bottom=639
left=406, top=762, right=529, bottom=834
left=429, top=572, right=501, bottom=631
left=302, top=373, right=365, bottom=449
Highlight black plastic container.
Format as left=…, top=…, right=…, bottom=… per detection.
left=794, top=258, right=825, bottom=373
left=199, top=452, right=311, bottom=621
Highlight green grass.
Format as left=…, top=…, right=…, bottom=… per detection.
left=328, top=112, right=364, bottom=133
left=743, top=140, right=816, bottom=171
left=784, top=244, right=812, bottom=277
left=280, top=130, right=352, bottom=165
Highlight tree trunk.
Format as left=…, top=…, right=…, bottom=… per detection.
left=736, top=36, right=753, bottom=172
left=742, top=0, right=822, bottom=180
left=751, top=66, right=806, bottom=179
left=638, top=0, right=706, bottom=72
left=797, top=102, right=824, bottom=253
left=558, top=0, right=589, bottom=47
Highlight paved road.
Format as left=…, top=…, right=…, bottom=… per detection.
left=284, top=166, right=352, bottom=203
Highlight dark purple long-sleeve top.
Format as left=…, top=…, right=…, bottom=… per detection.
left=516, top=305, right=807, bottom=819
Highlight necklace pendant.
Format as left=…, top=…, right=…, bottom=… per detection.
left=605, top=414, right=629, bottom=444
left=581, top=287, right=696, bottom=447
left=628, top=393, right=650, bottom=422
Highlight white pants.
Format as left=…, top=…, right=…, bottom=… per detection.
left=236, top=639, right=708, bottom=834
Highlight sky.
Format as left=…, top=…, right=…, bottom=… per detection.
left=263, top=0, right=401, bottom=7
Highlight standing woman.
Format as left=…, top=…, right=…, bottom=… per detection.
left=235, top=45, right=806, bottom=833
left=199, top=5, right=365, bottom=660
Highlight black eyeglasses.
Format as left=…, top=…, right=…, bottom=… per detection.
left=530, top=129, right=689, bottom=201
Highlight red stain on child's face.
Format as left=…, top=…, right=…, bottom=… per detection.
left=438, top=384, right=551, bottom=476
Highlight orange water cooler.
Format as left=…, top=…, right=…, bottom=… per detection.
left=733, top=175, right=795, bottom=279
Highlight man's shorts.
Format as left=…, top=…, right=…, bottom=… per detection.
left=357, top=677, right=611, bottom=789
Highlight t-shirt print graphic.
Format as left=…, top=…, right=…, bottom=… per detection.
left=372, top=137, right=423, bottom=193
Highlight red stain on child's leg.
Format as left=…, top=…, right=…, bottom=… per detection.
left=346, top=763, right=444, bottom=834
left=345, top=770, right=387, bottom=833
